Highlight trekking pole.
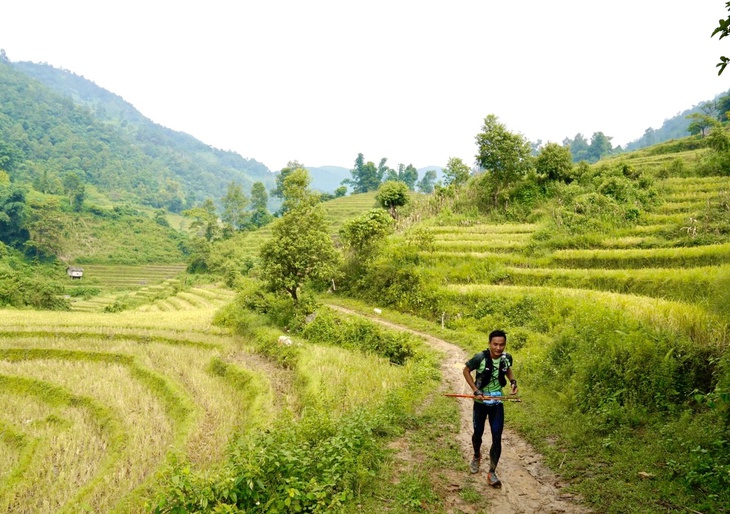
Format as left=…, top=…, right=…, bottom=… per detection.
left=444, top=394, right=522, bottom=402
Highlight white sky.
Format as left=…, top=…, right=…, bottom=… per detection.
left=3, top=1, right=730, bottom=172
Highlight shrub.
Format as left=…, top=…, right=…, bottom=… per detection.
left=302, top=308, right=415, bottom=365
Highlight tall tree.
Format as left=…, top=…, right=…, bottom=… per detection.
left=272, top=160, right=305, bottom=199
left=249, top=181, right=272, bottom=229
left=475, top=114, right=532, bottom=207
left=563, top=133, right=591, bottom=162
left=62, top=172, right=86, bottom=212
left=378, top=158, right=395, bottom=183
left=588, top=132, right=613, bottom=162
left=401, top=164, right=418, bottom=190
left=221, top=182, right=249, bottom=231
left=342, top=153, right=383, bottom=193
left=183, top=198, right=220, bottom=242
left=25, top=198, right=66, bottom=258
left=716, top=93, right=730, bottom=121
left=416, top=169, right=437, bottom=193
left=259, top=169, right=339, bottom=301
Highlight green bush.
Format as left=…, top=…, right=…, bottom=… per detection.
left=153, top=407, right=396, bottom=514
left=302, top=308, right=415, bottom=365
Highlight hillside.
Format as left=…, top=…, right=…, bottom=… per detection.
left=1, top=129, right=729, bottom=512
left=1, top=59, right=274, bottom=210
left=624, top=88, right=730, bottom=151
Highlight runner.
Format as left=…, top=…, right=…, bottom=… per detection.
left=462, top=329, right=518, bottom=488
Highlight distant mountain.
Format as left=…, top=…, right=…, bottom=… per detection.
left=418, top=166, right=444, bottom=183
left=5, top=60, right=274, bottom=209
left=306, top=166, right=350, bottom=193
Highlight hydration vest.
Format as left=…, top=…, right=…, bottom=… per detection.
left=474, top=352, right=513, bottom=390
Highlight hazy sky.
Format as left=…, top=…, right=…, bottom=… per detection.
left=4, top=1, right=730, bottom=172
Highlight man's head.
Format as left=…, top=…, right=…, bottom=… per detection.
left=488, top=329, right=507, bottom=359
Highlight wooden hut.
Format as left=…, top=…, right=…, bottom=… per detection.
left=66, top=266, right=84, bottom=279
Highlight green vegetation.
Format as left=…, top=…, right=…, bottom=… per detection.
left=4, top=49, right=730, bottom=512
left=5, top=60, right=274, bottom=209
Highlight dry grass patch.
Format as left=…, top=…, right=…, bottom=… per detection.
left=0, top=304, right=278, bottom=513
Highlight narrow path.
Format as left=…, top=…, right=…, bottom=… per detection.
left=327, top=305, right=589, bottom=514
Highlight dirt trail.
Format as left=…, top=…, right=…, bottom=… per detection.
left=328, top=305, right=589, bottom=514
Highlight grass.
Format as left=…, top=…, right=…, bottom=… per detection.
left=490, top=264, right=730, bottom=304
left=444, top=284, right=728, bottom=348
left=549, top=242, right=730, bottom=268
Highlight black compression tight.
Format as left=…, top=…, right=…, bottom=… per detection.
left=472, top=401, right=504, bottom=471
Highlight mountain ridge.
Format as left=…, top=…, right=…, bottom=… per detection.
left=6, top=60, right=275, bottom=208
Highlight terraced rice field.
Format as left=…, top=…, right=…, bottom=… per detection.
left=0, top=292, right=277, bottom=513
left=421, top=176, right=730, bottom=308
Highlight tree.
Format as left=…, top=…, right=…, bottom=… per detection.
left=0, top=140, right=19, bottom=174
left=0, top=184, right=29, bottom=247
left=340, top=208, right=394, bottom=261
left=687, top=113, right=716, bottom=137
left=401, top=164, right=418, bottom=190
left=221, top=182, right=249, bottom=231
left=272, top=160, right=305, bottom=199
left=259, top=169, right=340, bottom=301
left=475, top=114, right=533, bottom=207
left=535, top=142, right=574, bottom=183
left=153, top=209, right=170, bottom=227
left=25, top=198, right=66, bottom=258
left=706, top=117, right=730, bottom=152
left=375, top=180, right=410, bottom=218
left=342, top=153, right=383, bottom=193
left=183, top=198, right=220, bottom=242
left=588, top=132, right=613, bottom=162
left=564, top=133, right=591, bottom=162
left=249, top=181, right=272, bottom=229
left=378, top=158, right=395, bottom=183
left=416, top=169, right=437, bottom=193
left=334, top=185, right=347, bottom=198
left=716, top=93, right=730, bottom=122
left=443, top=157, right=471, bottom=187
left=385, top=163, right=419, bottom=190
left=62, top=172, right=86, bottom=212
left=712, top=3, right=730, bottom=75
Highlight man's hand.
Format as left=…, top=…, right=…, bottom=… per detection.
left=510, top=379, right=518, bottom=395
left=473, top=389, right=485, bottom=398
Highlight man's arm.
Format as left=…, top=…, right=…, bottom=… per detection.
left=506, top=367, right=518, bottom=395
left=462, top=366, right=484, bottom=397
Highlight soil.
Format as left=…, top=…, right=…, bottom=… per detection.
left=328, top=305, right=590, bottom=514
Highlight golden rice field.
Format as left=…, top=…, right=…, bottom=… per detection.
left=0, top=289, right=276, bottom=513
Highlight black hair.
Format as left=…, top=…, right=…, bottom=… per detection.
left=488, top=329, right=507, bottom=342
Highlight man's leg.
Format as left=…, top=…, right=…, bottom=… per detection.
left=471, top=402, right=488, bottom=472
left=487, top=403, right=505, bottom=471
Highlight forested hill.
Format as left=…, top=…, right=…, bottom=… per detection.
left=624, top=87, right=730, bottom=151
left=0, top=58, right=274, bottom=210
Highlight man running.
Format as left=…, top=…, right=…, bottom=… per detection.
left=462, top=329, right=518, bottom=488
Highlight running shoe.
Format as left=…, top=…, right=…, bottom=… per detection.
left=469, top=455, right=481, bottom=474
